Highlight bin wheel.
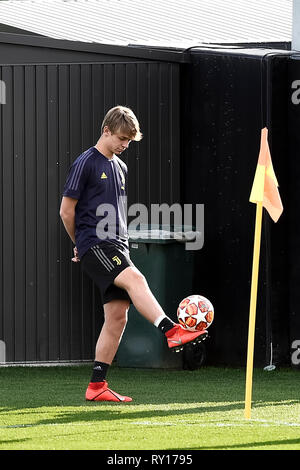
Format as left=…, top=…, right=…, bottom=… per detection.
left=182, top=341, right=207, bottom=370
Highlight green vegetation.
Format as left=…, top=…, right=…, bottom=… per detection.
left=0, top=365, right=299, bottom=450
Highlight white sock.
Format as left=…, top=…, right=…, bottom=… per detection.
left=153, top=314, right=167, bottom=327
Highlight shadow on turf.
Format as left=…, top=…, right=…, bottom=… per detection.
left=0, top=439, right=29, bottom=446
left=1, top=366, right=300, bottom=431
left=0, top=402, right=243, bottom=428
left=2, top=399, right=299, bottom=429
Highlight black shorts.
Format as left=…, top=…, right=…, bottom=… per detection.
left=81, top=242, right=134, bottom=305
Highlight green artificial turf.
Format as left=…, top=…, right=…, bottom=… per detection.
left=0, top=364, right=300, bottom=450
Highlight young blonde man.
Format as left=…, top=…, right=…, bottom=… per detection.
left=60, top=106, right=207, bottom=402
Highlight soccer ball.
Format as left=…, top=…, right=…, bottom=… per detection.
left=177, top=294, right=214, bottom=332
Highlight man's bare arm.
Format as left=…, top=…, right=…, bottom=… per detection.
left=59, top=196, right=78, bottom=244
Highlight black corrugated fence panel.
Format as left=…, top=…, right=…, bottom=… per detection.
left=0, top=61, right=180, bottom=363
left=264, top=55, right=290, bottom=367
left=181, top=50, right=291, bottom=367
left=287, top=54, right=300, bottom=369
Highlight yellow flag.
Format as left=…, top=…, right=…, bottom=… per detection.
left=245, top=127, right=283, bottom=419
left=249, top=128, right=283, bottom=222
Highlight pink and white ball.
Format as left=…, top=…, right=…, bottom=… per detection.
left=177, top=295, right=214, bottom=332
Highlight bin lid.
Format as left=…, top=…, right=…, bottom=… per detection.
left=128, top=225, right=200, bottom=244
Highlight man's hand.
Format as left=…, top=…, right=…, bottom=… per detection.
left=72, top=246, right=80, bottom=262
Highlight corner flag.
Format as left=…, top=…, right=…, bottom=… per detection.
left=249, top=127, right=283, bottom=222
left=245, top=127, right=283, bottom=420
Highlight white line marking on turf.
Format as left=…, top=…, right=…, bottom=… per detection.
left=250, top=419, right=300, bottom=427
left=133, top=420, right=300, bottom=428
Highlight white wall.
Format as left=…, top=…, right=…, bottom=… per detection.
left=293, top=0, right=300, bottom=50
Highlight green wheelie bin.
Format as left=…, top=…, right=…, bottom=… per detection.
left=116, top=227, right=197, bottom=369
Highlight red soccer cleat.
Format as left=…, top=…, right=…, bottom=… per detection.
left=166, top=324, right=208, bottom=352
left=85, top=381, right=132, bottom=402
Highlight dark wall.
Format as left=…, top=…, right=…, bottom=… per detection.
left=287, top=55, right=300, bottom=368
left=0, top=40, right=297, bottom=368
left=180, top=50, right=292, bottom=367
left=0, top=57, right=180, bottom=363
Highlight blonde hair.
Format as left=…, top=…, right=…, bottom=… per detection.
left=101, top=106, right=143, bottom=141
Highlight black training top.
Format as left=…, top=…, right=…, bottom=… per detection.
left=62, top=146, right=128, bottom=258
